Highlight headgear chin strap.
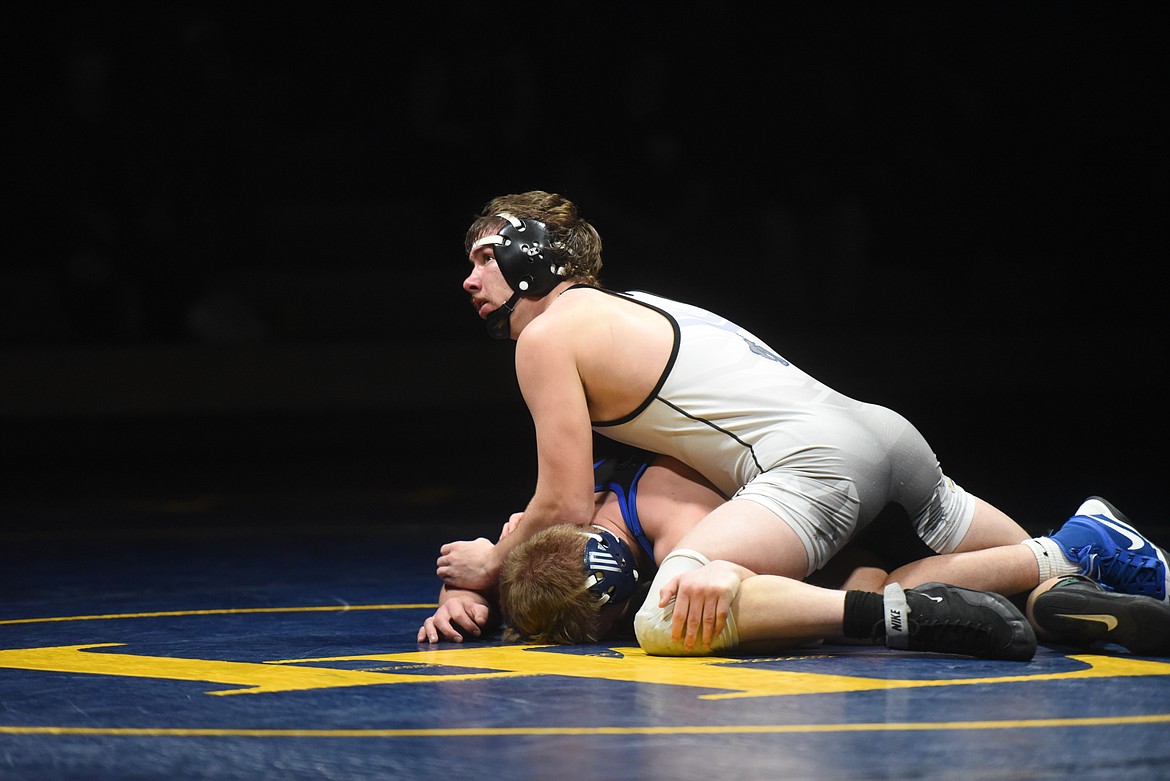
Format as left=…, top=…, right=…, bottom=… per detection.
left=582, top=526, right=640, bottom=606
left=484, top=290, right=522, bottom=340
left=472, top=213, right=566, bottom=340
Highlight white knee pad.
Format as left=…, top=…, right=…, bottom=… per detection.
left=634, top=549, right=740, bottom=656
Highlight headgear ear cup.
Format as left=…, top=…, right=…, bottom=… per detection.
left=472, top=213, right=566, bottom=339
left=493, top=214, right=565, bottom=297
left=583, top=527, right=640, bottom=605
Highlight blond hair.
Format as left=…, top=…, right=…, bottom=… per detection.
left=499, top=524, right=605, bottom=644
left=464, top=191, right=604, bottom=287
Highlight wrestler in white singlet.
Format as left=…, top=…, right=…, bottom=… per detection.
left=591, top=289, right=974, bottom=575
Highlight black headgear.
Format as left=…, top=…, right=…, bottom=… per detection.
left=582, top=526, right=640, bottom=606
left=471, top=213, right=566, bottom=339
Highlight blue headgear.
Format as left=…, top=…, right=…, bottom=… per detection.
left=470, top=213, right=566, bottom=339
left=582, top=526, right=640, bottom=605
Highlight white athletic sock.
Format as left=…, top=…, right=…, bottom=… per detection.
left=1022, top=537, right=1080, bottom=582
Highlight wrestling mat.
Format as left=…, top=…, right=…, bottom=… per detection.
left=3, top=491, right=1168, bottom=781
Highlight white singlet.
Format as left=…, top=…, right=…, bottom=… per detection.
left=592, top=289, right=973, bottom=574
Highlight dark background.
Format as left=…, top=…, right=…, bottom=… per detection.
left=2, top=3, right=1166, bottom=537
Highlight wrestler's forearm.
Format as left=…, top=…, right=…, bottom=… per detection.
left=489, top=491, right=596, bottom=572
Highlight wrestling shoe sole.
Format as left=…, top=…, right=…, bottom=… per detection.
left=1032, top=580, right=1170, bottom=656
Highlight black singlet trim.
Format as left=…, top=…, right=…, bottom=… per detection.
left=585, top=287, right=763, bottom=474
left=656, top=397, right=765, bottom=475
left=589, top=288, right=681, bottom=428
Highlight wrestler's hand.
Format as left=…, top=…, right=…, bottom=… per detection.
left=660, top=560, right=748, bottom=651
left=497, top=512, right=523, bottom=542
left=437, top=537, right=499, bottom=591
left=417, top=590, right=492, bottom=644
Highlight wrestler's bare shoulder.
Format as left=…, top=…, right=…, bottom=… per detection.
left=523, top=286, right=661, bottom=341
left=552, top=285, right=633, bottom=315
left=518, top=286, right=673, bottom=419
left=561, top=287, right=667, bottom=331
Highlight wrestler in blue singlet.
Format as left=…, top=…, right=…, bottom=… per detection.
left=593, top=450, right=656, bottom=562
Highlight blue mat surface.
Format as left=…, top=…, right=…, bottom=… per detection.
left=3, top=498, right=1169, bottom=781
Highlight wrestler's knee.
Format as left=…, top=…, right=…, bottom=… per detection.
left=633, top=549, right=741, bottom=657
left=633, top=598, right=676, bottom=655
left=634, top=597, right=741, bottom=656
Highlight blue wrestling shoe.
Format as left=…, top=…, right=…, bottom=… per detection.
left=1049, top=497, right=1169, bottom=603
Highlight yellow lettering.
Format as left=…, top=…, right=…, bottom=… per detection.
left=2, top=642, right=1168, bottom=700
left=0, top=644, right=526, bottom=696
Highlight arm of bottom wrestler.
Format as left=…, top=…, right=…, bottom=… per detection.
left=417, top=584, right=499, bottom=643
left=421, top=516, right=523, bottom=643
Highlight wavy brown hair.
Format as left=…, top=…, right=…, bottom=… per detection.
left=464, top=191, right=604, bottom=287
left=499, top=524, right=604, bottom=644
